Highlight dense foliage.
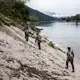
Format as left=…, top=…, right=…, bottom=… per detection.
left=66, top=14, right=80, bottom=22
left=60, top=14, right=80, bottom=22
left=0, top=0, right=55, bottom=26
left=29, top=8, right=55, bottom=22
left=0, top=0, right=29, bottom=25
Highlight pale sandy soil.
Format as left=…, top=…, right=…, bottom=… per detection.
left=0, top=23, right=80, bottom=80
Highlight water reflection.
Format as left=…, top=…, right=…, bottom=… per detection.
left=75, top=22, right=80, bottom=28
left=38, top=21, right=54, bottom=27
left=37, top=22, right=80, bottom=58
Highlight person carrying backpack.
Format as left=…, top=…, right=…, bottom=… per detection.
left=25, top=27, right=29, bottom=42
left=65, top=47, right=74, bottom=72
left=35, top=33, right=42, bottom=50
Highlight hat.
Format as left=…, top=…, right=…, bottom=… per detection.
left=67, top=47, right=71, bottom=50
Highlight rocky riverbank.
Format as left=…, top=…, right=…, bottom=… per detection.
left=0, top=23, right=80, bottom=80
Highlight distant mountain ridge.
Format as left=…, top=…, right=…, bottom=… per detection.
left=28, top=7, right=55, bottom=21
left=42, top=11, right=56, bottom=16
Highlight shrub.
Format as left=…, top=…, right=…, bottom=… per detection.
left=48, top=41, right=54, bottom=48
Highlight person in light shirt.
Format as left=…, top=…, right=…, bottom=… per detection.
left=65, top=47, right=74, bottom=72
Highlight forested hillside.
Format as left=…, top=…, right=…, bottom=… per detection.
left=0, top=0, right=54, bottom=26
left=66, top=14, right=80, bottom=22
left=60, top=14, right=80, bottom=22
left=0, top=0, right=29, bottom=25
left=29, top=8, right=55, bottom=22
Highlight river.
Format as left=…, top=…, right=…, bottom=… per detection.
left=36, top=22, right=80, bottom=58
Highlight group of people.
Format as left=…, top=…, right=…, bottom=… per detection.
left=24, top=27, right=75, bottom=72
left=24, top=27, right=41, bottom=50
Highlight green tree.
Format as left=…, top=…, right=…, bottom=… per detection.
left=0, top=0, right=30, bottom=25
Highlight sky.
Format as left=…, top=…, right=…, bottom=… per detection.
left=26, top=0, right=80, bottom=16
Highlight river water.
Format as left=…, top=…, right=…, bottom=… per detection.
left=37, top=22, right=80, bottom=58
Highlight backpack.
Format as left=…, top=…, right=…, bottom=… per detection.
left=35, top=35, right=41, bottom=43
left=67, top=50, right=74, bottom=59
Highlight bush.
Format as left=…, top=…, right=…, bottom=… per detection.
left=48, top=41, right=54, bottom=48
left=0, top=0, right=29, bottom=25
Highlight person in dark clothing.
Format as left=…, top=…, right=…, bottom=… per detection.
left=35, top=33, right=41, bottom=50
left=66, top=47, right=74, bottom=72
left=25, top=27, right=29, bottom=42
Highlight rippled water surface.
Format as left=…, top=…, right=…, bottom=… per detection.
left=37, top=22, right=80, bottom=58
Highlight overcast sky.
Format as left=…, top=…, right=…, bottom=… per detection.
left=27, top=0, right=80, bottom=16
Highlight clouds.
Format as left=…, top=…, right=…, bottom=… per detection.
left=27, top=0, right=80, bottom=16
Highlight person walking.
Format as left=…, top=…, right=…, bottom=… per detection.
left=35, top=33, right=42, bottom=50
left=25, top=27, right=29, bottom=42
left=65, top=47, right=75, bottom=72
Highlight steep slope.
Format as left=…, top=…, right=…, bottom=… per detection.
left=0, top=23, right=80, bottom=80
